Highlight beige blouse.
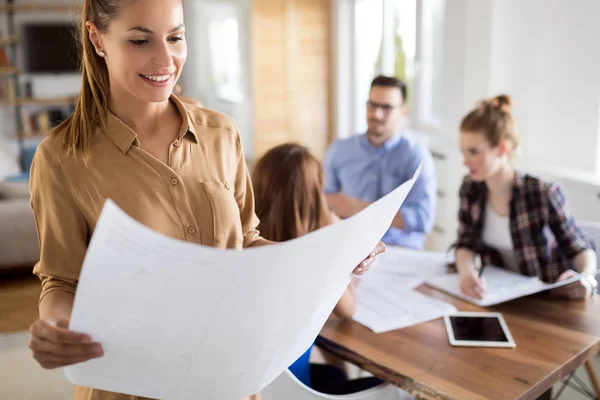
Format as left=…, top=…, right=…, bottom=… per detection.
left=30, top=95, right=262, bottom=400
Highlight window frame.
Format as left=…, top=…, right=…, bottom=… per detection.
left=332, top=0, right=444, bottom=140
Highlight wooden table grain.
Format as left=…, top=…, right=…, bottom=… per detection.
left=317, top=285, right=600, bottom=400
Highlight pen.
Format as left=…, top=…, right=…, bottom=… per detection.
left=478, top=265, right=486, bottom=278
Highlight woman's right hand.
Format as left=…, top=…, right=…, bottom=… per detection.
left=29, top=318, right=103, bottom=369
left=459, top=270, right=486, bottom=299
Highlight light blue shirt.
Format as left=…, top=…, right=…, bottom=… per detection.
left=324, top=133, right=437, bottom=249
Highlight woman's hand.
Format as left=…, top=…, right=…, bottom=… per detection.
left=353, top=241, right=386, bottom=275
left=29, top=318, right=103, bottom=369
left=459, top=269, right=486, bottom=299
left=551, top=270, right=597, bottom=300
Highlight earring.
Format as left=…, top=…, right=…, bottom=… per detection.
left=98, top=51, right=106, bottom=57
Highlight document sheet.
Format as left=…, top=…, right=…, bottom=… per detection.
left=426, top=265, right=581, bottom=307
left=353, top=248, right=454, bottom=333
left=353, top=287, right=456, bottom=333
left=64, top=166, right=422, bottom=399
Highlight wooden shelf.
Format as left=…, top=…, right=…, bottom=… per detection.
left=0, top=4, right=74, bottom=13
left=0, top=36, right=18, bottom=45
left=22, top=131, right=49, bottom=138
left=0, top=96, right=77, bottom=106
left=0, top=66, right=19, bottom=75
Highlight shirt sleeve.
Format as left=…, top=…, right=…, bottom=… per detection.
left=233, top=130, right=262, bottom=248
left=547, top=182, right=593, bottom=258
left=30, top=144, right=88, bottom=303
left=455, top=176, right=477, bottom=252
left=398, top=148, right=437, bottom=234
left=323, top=142, right=341, bottom=193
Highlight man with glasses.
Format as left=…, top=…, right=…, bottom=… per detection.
left=324, top=75, right=437, bottom=249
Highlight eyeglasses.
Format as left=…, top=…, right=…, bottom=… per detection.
left=366, top=101, right=401, bottom=113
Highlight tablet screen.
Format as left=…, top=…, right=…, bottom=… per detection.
left=449, top=316, right=509, bottom=342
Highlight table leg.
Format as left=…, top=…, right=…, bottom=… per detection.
left=536, top=388, right=552, bottom=400
left=584, top=360, right=600, bottom=398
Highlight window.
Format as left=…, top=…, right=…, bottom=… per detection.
left=335, top=0, right=445, bottom=137
left=353, top=0, right=384, bottom=133
left=417, top=0, right=445, bottom=128
left=208, top=17, right=244, bottom=103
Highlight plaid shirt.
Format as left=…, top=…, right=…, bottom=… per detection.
left=456, top=172, right=593, bottom=283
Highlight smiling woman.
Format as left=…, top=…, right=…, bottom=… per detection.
left=26, top=0, right=272, bottom=399
left=25, top=1, right=383, bottom=400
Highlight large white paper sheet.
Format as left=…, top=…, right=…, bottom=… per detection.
left=64, top=165, right=422, bottom=399
left=426, top=265, right=581, bottom=307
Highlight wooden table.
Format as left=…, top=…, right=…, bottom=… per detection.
left=317, top=285, right=600, bottom=400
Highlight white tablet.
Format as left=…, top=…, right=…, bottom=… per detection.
left=443, top=312, right=516, bottom=348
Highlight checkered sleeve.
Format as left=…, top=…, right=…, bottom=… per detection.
left=456, top=177, right=477, bottom=251
left=547, top=182, right=593, bottom=259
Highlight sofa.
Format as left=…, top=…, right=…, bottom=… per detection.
left=0, top=144, right=40, bottom=273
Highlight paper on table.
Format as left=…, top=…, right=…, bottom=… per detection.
left=352, top=248, right=454, bottom=333
left=359, top=247, right=449, bottom=291
left=64, top=165, right=422, bottom=399
left=426, top=265, right=581, bottom=307
left=353, top=286, right=457, bottom=333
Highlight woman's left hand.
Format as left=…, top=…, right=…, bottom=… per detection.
left=551, top=270, right=597, bottom=300
left=353, top=242, right=386, bottom=275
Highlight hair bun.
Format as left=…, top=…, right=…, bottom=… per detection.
left=479, top=94, right=512, bottom=113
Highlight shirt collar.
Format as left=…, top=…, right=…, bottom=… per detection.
left=102, top=94, right=198, bottom=154
left=477, top=170, right=525, bottom=198
left=359, top=132, right=403, bottom=152
left=512, top=170, right=526, bottom=192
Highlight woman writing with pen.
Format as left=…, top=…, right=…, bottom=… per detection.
left=454, top=95, right=597, bottom=300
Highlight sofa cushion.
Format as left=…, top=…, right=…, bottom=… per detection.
left=0, top=177, right=30, bottom=199
left=0, top=198, right=39, bottom=268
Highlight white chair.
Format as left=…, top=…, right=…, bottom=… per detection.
left=559, top=221, right=600, bottom=398
left=261, top=369, right=411, bottom=400
left=578, top=221, right=600, bottom=261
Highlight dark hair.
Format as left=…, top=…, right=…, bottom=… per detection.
left=460, top=94, right=519, bottom=153
left=371, top=75, right=408, bottom=104
left=252, top=143, right=331, bottom=242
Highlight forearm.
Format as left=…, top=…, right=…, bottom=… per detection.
left=391, top=213, right=404, bottom=230
left=246, top=238, right=275, bottom=248
left=395, top=204, right=435, bottom=233
left=572, top=249, right=597, bottom=275
left=333, top=283, right=356, bottom=319
left=325, top=193, right=370, bottom=218
left=39, top=291, right=75, bottom=323
left=456, top=248, right=477, bottom=275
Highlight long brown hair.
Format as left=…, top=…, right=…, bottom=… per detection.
left=55, top=0, right=125, bottom=160
left=460, top=94, right=520, bottom=154
left=252, top=143, right=331, bottom=242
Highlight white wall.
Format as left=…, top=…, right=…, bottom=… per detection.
left=428, top=0, right=600, bottom=251
left=439, top=0, right=600, bottom=171
left=489, top=0, right=600, bottom=173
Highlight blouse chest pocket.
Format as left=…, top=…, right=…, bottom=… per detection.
left=200, top=181, right=243, bottom=248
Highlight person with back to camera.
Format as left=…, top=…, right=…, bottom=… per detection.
left=252, top=143, right=386, bottom=395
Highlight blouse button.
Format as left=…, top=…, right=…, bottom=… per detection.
left=188, top=227, right=196, bottom=234
left=173, top=140, right=181, bottom=147
left=171, top=178, right=178, bottom=185
left=224, top=182, right=231, bottom=191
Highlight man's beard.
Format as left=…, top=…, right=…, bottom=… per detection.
left=367, top=121, right=385, bottom=137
